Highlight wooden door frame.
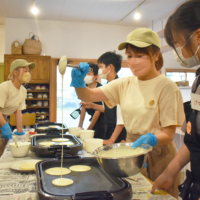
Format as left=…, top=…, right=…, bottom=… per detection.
left=50, top=58, right=58, bottom=122
left=50, top=57, right=129, bottom=122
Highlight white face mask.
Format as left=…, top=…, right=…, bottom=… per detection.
left=174, top=32, right=200, bottom=68
left=98, top=68, right=110, bottom=79
left=84, top=75, right=94, bottom=84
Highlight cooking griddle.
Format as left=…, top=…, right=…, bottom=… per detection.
left=31, top=134, right=83, bottom=157
left=36, top=157, right=132, bottom=200
left=35, top=122, right=68, bottom=134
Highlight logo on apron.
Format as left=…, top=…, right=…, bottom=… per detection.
left=187, top=121, right=192, bottom=135
left=149, top=100, right=155, bottom=106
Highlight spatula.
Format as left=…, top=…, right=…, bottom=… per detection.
left=70, top=104, right=83, bottom=119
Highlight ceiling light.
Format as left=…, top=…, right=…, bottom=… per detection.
left=31, top=0, right=39, bottom=15
left=134, top=7, right=141, bottom=20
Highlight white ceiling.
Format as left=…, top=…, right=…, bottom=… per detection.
left=0, top=0, right=186, bottom=27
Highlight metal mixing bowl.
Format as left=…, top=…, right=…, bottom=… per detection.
left=91, top=143, right=152, bottom=177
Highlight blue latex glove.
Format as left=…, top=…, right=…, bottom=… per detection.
left=1, top=122, right=12, bottom=140
left=131, top=133, right=157, bottom=148
left=14, top=130, right=25, bottom=136
left=70, top=62, right=89, bottom=88
left=144, top=163, right=147, bottom=168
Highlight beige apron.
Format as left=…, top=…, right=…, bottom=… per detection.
left=126, top=133, right=180, bottom=199
left=0, top=116, right=9, bottom=156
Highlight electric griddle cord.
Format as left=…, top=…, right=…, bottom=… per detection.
left=73, top=191, right=113, bottom=200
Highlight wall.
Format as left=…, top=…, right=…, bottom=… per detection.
left=0, top=24, right=5, bottom=83
left=0, top=25, right=5, bottom=62
left=5, top=18, right=137, bottom=60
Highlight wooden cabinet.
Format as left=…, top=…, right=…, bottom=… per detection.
left=4, top=55, right=27, bottom=81
left=4, top=54, right=52, bottom=123
left=4, top=55, right=50, bottom=83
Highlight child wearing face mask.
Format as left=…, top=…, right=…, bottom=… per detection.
left=78, top=63, right=105, bottom=138
left=70, top=28, right=185, bottom=198
left=0, top=59, right=35, bottom=156
left=81, top=52, right=127, bottom=143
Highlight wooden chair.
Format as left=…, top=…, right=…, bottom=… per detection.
left=9, top=113, right=36, bottom=128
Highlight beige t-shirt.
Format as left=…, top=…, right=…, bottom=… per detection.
left=0, top=80, right=27, bottom=115
left=100, top=75, right=185, bottom=135
left=117, top=105, right=124, bottom=125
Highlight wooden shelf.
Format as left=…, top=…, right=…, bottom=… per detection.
left=27, top=106, right=49, bottom=108
left=36, top=121, right=49, bottom=123
left=27, top=90, right=49, bottom=93
left=26, top=98, right=49, bottom=100
left=157, top=30, right=164, bottom=38
left=161, top=45, right=172, bottom=53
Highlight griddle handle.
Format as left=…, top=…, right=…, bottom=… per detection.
left=73, top=191, right=113, bottom=200
left=47, top=145, right=70, bottom=151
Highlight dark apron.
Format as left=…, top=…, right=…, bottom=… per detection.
left=0, top=115, right=9, bottom=156
left=103, top=75, right=127, bottom=142
left=180, top=106, right=200, bottom=199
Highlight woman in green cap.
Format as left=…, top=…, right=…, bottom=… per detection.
left=151, top=1, right=200, bottom=199
left=70, top=28, right=185, bottom=198
left=0, top=59, right=35, bottom=156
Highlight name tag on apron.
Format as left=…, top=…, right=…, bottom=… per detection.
left=191, top=93, right=200, bottom=111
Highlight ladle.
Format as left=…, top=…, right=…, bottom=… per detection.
left=58, top=55, right=92, bottom=75
left=13, top=135, right=18, bottom=147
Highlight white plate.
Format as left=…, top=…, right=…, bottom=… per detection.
left=9, top=159, right=42, bottom=172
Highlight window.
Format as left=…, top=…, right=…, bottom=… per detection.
left=56, top=67, right=90, bottom=129
left=165, top=69, right=197, bottom=86
left=56, top=65, right=132, bottom=128
left=101, top=67, right=132, bottom=85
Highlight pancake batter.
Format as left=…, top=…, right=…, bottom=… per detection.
left=52, top=178, right=74, bottom=186
left=51, top=138, right=69, bottom=142
left=57, top=141, right=74, bottom=146
left=69, top=165, right=91, bottom=172
left=20, top=162, right=36, bottom=171
left=38, top=127, right=48, bottom=130
left=98, top=147, right=149, bottom=158
left=46, top=167, right=71, bottom=175
left=39, top=141, right=55, bottom=146
left=48, top=125, right=61, bottom=129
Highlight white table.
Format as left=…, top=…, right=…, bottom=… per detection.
left=0, top=133, right=176, bottom=200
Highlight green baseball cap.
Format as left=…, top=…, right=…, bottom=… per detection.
left=118, top=28, right=161, bottom=50
left=10, top=59, right=36, bottom=74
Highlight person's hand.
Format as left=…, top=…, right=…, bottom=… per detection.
left=14, top=130, right=25, bottom=135
left=80, top=101, right=84, bottom=105
left=103, top=139, right=115, bottom=145
left=131, top=133, right=157, bottom=148
left=151, top=172, right=174, bottom=195
left=82, top=102, right=94, bottom=109
left=120, top=140, right=126, bottom=143
left=70, top=62, right=89, bottom=88
left=1, top=122, right=12, bottom=140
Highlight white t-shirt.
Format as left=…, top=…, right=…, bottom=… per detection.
left=117, top=105, right=124, bottom=125
left=100, top=75, right=185, bottom=135
left=0, top=80, right=27, bottom=115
